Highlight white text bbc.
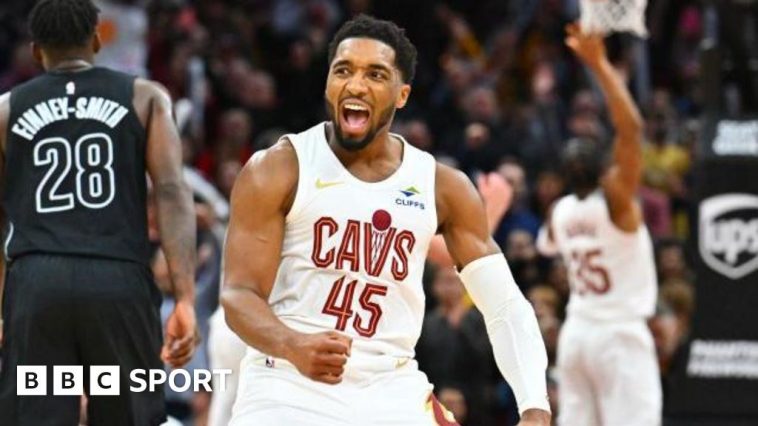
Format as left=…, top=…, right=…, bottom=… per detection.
left=17, top=366, right=232, bottom=395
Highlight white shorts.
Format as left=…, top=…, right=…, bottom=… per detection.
left=557, top=316, right=662, bottom=426
left=207, top=309, right=247, bottom=426
left=229, top=351, right=457, bottom=426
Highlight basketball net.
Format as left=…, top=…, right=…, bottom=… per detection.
left=371, top=229, right=388, bottom=267
left=579, top=0, right=648, bottom=38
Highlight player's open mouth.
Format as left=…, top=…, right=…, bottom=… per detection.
left=340, top=100, right=371, bottom=135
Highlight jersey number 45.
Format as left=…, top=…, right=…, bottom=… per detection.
left=322, top=276, right=388, bottom=338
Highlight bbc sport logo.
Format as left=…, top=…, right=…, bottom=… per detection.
left=17, top=365, right=232, bottom=396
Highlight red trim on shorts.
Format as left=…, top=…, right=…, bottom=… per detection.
left=428, top=394, right=460, bottom=426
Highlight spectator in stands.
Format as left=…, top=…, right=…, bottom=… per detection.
left=656, top=239, right=693, bottom=286
left=494, top=158, right=541, bottom=245
left=506, top=229, right=542, bottom=290
left=528, top=285, right=563, bottom=366
left=0, top=41, right=39, bottom=91
left=401, top=118, right=436, bottom=152
left=196, top=108, right=253, bottom=179
left=531, top=168, right=565, bottom=220
left=546, top=257, right=571, bottom=301
left=659, top=279, right=695, bottom=341
left=642, top=108, right=691, bottom=197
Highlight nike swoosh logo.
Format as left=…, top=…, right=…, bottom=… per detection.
left=315, top=178, right=344, bottom=189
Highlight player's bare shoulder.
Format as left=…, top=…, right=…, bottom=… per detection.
left=233, top=137, right=299, bottom=214
left=132, top=78, right=172, bottom=128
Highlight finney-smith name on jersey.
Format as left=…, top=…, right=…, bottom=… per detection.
left=11, top=96, right=129, bottom=141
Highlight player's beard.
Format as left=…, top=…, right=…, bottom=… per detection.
left=326, top=99, right=395, bottom=152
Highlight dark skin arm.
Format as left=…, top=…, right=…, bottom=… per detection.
left=541, top=26, right=646, bottom=249
left=221, top=139, right=351, bottom=385
left=436, top=164, right=551, bottom=425
left=566, top=24, right=644, bottom=232
left=134, top=79, right=197, bottom=367
left=0, top=92, right=8, bottom=347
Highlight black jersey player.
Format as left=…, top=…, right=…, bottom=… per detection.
left=0, top=1, right=197, bottom=425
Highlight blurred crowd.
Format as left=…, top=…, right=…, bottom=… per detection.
left=0, top=0, right=704, bottom=425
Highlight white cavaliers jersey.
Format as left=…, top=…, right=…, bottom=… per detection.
left=549, top=190, right=657, bottom=321
left=268, top=122, right=437, bottom=361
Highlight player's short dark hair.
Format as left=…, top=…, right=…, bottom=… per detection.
left=328, top=14, right=417, bottom=84
left=562, top=137, right=606, bottom=190
left=29, top=0, right=100, bottom=49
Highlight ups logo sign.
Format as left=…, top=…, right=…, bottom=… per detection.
left=699, top=194, right=758, bottom=280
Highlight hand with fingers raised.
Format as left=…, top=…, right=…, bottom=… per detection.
left=565, top=22, right=608, bottom=69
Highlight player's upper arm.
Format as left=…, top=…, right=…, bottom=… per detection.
left=604, top=133, right=643, bottom=198
left=223, top=140, right=298, bottom=299
left=602, top=130, right=644, bottom=232
left=133, top=79, right=183, bottom=186
left=602, top=94, right=644, bottom=231
left=435, top=163, right=500, bottom=269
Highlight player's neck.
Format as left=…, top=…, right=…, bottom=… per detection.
left=574, top=185, right=598, bottom=199
left=44, top=51, right=95, bottom=73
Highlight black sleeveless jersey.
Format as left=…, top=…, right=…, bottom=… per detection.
left=4, top=67, right=150, bottom=265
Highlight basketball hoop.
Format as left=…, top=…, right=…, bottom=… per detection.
left=579, top=0, right=648, bottom=38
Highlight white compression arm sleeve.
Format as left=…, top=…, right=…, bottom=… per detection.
left=458, top=254, right=550, bottom=414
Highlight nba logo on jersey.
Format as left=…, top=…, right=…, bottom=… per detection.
left=66, top=81, right=75, bottom=95
left=265, top=357, right=276, bottom=368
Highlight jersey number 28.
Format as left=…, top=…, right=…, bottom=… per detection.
left=34, top=133, right=115, bottom=213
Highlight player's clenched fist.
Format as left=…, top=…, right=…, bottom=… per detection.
left=285, top=330, right=352, bottom=384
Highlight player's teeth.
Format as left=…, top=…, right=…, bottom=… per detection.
left=345, top=104, right=367, bottom=111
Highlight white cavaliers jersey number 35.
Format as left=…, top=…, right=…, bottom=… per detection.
left=550, top=190, right=657, bottom=321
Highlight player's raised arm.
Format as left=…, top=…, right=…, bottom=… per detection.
left=221, top=140, right=351, bottom=385
left=436, top=163, right=551, bottom=425
left=566, top=24, right=644, bottom=230
left=138, top=79, right=198, bottom=367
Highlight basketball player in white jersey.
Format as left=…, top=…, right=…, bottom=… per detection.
left=221, top=15, right=551, bottom=426
left=537, top=25, right=661, bottom=425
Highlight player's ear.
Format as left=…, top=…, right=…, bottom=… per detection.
left=92, top=32, right=102, bottom=54
left=395, top=84, right=411, bottom=109
left=31, top=42, right=43, bottom=66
